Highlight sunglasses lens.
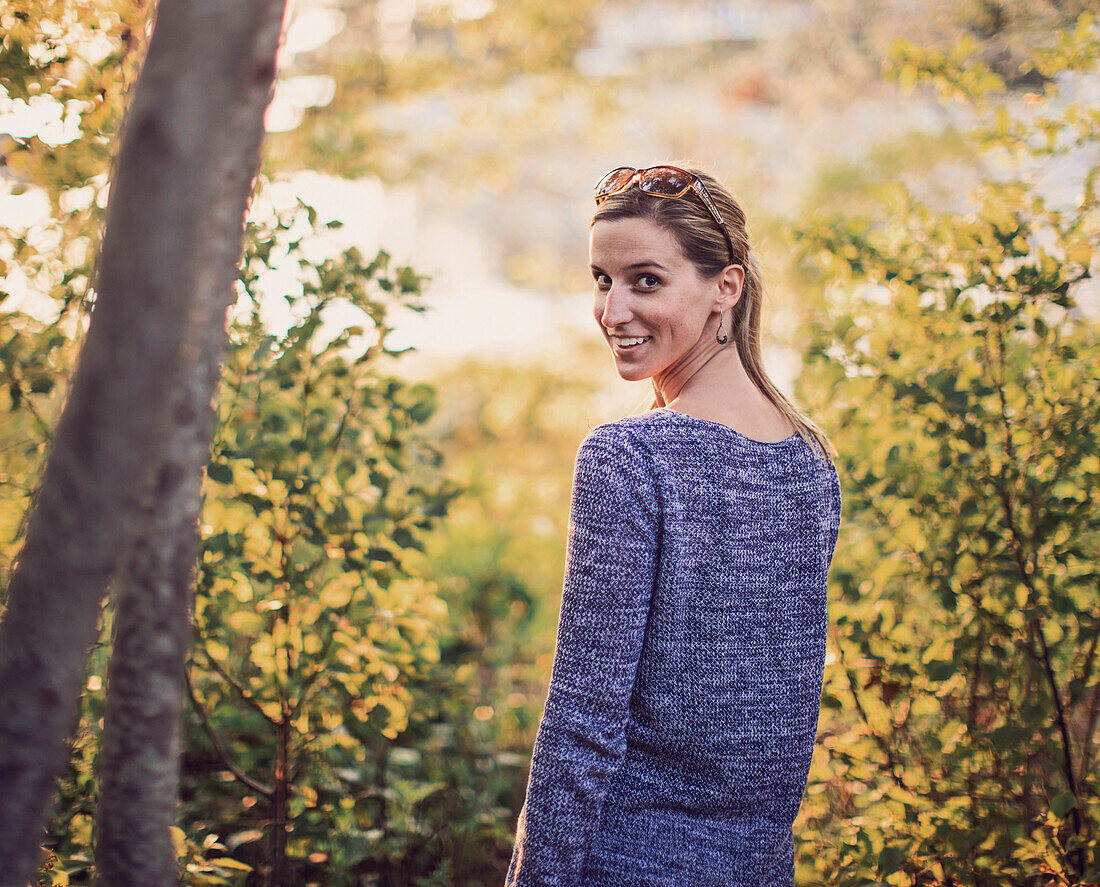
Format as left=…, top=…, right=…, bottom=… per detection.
left=639, top=167, right=693, bottom=197
left=594, top=167, right=637, bottom=200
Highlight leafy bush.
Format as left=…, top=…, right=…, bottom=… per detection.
left=793, top=14, right=1099, bottom=886
left=181, top=194, right=464, bottom=886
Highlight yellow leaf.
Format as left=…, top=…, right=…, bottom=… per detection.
left=206, top=640, right=229, bottom=662
left=910, top=694, right=940, bottom=718
left=227, top=611, right=264, bottom=634
left=69, top=814, right=92, bottom=846
left=209, top=857, right=253, bottom=871
left=320, top=582, right=354, bottom=609
left=170, top=826, right=187, bottom=858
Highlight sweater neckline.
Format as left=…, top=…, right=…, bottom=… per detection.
left=649, top=407, right=803, bottom=450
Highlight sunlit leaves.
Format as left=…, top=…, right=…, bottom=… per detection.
left=184, top=193, right=461, bottom=880
left=793, top=15, right=1100, bottom=885
left=0, top=1, right=151, bottom=578
left=888, top=13, right=1100, bottom=162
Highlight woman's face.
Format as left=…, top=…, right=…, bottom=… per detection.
left=589, top=216, right=721, bottom=382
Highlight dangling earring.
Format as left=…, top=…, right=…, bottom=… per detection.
left=716, top=310, right=729, bottom=345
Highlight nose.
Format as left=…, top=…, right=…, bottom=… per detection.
left=597, top=282, right=632, bottom=330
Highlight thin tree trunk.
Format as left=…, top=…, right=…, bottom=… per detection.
left=0, top=0, right=286, bottom=883
left=94, top=1, right=288, bottom=884
left=94, top=329, right=235, bottom=881
left=273, top=714, right=290, bottom=887
left=94, top=459, right=207, bottom=885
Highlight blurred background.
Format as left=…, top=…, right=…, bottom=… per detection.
left=1, top=0, right=1098, bottom=885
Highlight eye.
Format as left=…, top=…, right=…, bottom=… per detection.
left=636, top=273, right=661, bottom=290
left=593, top=272, right=611, bottom=290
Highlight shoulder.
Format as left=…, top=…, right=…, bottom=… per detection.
left=572, top=417, right=664, bottom=490
left=570, top=421, right=662, bottom=528
left=576, top=415, right=661, bottom=465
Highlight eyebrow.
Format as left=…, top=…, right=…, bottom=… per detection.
left=590, top=261, right=670, bottom=273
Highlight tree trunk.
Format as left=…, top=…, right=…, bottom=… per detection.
left=0, top=0, right=287, bottom=884
left=94, top=459, right=206, bottom=886
left=94, top=312, right=242, bottom=880
left=272, top=714, right=290, bottom=887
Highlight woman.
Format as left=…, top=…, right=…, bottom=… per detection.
left=505, top=166, right=842, bottom=887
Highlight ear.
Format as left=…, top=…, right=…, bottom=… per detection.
left=714, top=263, right=745, bottom=313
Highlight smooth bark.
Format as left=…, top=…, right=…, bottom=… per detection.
left=0, top=0, right=286, bottom=884
left=94, top=321, right=234, bottom=883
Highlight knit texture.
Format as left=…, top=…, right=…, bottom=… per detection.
left=505, top=408, right=842, bottom=887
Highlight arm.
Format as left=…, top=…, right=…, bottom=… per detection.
left=505, top=424, right=661, bottom=887
left=826, top=467, right=841, bottom=568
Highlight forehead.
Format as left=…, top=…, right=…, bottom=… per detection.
left=589, top=217, right=685, bottom=267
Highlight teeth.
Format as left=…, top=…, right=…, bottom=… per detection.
left=611, top=336, right=651, bottom=347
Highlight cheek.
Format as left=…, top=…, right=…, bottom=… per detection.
left=664, top=296, right=709, bottom=335
left=648, top=308, right=684, bottom=338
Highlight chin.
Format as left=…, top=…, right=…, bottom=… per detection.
left=612, top=362, right=652, bottom=383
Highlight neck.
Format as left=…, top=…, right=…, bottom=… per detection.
left=652, top=313, right=729, bottom=406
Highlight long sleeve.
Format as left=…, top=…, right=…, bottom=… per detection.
left=505, top=424, right=661, bottom=887
left=825, top=465, right=841, bottom=568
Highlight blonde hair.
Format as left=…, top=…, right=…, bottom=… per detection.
left=591, top=167, right=836, bottom=459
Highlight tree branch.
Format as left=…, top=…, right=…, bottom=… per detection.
left=839, top=659, right=909, bottom=791
left=988, top=322, right=1085, bottom=873
left=184, top=665, right=273, bottom=799
left=195, top=647, right=278, bottom=726
left=1077, top=611, right=1100, bottom=780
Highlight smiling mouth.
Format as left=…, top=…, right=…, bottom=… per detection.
left=609, top=335, right=652, bottom=349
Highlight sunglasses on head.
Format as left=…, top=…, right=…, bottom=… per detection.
left=593, top=166, right=736, bottom=266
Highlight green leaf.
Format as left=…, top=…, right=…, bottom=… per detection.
left=1051, top=791, right=1077, bottom=818
left=206, top=462, right=232, bottom=484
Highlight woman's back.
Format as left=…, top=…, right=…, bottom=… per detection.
left=506, top=408, right=841, bottom=887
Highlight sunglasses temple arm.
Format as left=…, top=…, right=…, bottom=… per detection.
left=691, top=182, right=737, bottom=265
left=691, top=181, right=724, bottom=226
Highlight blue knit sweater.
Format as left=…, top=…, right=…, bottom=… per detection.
left=505, top=408, right=841, bottom=887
